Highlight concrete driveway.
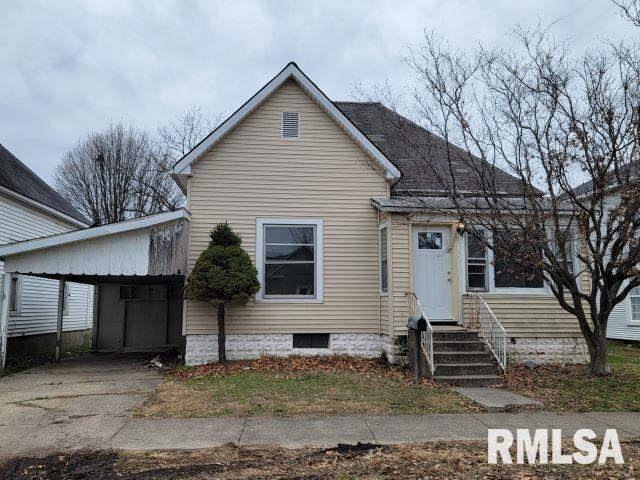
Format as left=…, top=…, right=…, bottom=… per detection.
left=0, top=353, right=162, bottom=459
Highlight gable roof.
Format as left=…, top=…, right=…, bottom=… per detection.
left=335, top=102, right=530, bottom=197
left=0, top=143, right=89, bottom=226
left=171, top=63, right=401, bottom=183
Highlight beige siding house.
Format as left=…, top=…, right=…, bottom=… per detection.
left=172, top=63, right=588, bottom=366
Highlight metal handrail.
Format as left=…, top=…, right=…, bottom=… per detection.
left=467, top=293, right=507, bottom=371
left=407, top=292, right=434, bottom=377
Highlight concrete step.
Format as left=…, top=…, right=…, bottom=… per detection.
left=434, top=375, right=504, bottom=387
left=432, top=340, right=486, bottom=352
left=432, top=331, right=479, bottom=342
left=433, top=351, right=495, bottom=364
left=434, top=363, right=501, bottom=376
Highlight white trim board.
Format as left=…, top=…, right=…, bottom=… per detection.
left=172, top=62, right=401, bottom=181
left=0, top=209, right=190, bottom=258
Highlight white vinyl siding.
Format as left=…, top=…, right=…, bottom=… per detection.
left=185, top=79, right=388, bottom=335
left=0, top=192, right=93, bottom=337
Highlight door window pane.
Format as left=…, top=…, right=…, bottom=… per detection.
left=418, top=232, right=442, bottom=249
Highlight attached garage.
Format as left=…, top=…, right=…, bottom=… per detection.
left=0, top=209, right=190, bottom=370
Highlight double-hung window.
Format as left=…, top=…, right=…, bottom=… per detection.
left=257, top=219, right=324, bottom=301
left=466, top=231, right=487, bottom=291
left=630, top=287, right=640, bottom=325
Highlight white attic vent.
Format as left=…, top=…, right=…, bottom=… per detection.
left=282, top=112, right=300, bottom=139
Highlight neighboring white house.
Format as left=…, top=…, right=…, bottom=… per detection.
left=570, top=181, right=640, bottom=343
left=0, top=143, right=94, bottom=357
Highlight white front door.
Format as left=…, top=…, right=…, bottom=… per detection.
left=412, top=226, right=453, bottom=321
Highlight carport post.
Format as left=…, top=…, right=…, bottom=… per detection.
left=55, top=277, right=66, bottom=363
left=0, top=272, right=11, bottom=373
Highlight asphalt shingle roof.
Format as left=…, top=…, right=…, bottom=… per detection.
left=0, top=143, right=89, bottom=224
left=335, top=102, right=528, bottom=197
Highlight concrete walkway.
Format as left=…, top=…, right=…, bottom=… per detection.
left=110, top=412, right=640, bottom=451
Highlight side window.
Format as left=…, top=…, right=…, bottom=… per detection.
left=466, top=232, right=487, bottom=291
left=630, top=287, right=640, bottom=324
left=380, top=227, right=388, bottom=293
left=9, top=275, right=20, bottom=313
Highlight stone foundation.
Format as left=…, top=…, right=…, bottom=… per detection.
left=185, top=333, right=408, bottom=366
left=508, top=336, right=589, bottom=363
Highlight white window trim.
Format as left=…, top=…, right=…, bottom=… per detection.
left=255, top=218, right=324, bottom=303
left=465, top=230, right=488, bottom=292
left=9, top=274, right=22, bottom=315
left=379, top=221, right=389, bottom=296
left=281, top=111, right=300, bottom=140
left=628, top=287, right=640, bottom=326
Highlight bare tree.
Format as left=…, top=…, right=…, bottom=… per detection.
left=614, top=0, right=640, bottom=26
left=372, top=23, right=640, bottom=376
left=55, top=123, right=183, bottom=225
left=158, top=106, right=219, bottom=162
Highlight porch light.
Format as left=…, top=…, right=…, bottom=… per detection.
left=456, top=221, right=466, bottom=235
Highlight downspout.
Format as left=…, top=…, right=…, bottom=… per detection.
left=378, top=209, right=382, bottom=335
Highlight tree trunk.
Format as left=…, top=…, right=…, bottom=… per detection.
left=217, top=303, right=226, bottom=362
left=586, top=329, right=612, bottom=377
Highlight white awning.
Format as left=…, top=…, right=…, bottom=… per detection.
left=0, top=209, right=190, bottom=279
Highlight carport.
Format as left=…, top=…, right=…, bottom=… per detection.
left=0, top=209, right=190, bottom=371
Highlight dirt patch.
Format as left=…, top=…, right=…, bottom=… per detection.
left=2, top=441, right=638, bottom=479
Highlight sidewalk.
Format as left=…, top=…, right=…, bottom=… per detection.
left=3, top=411, right=639, bottom=458
left=111, top=412, right=640, bottom=450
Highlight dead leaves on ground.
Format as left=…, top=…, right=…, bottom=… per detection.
left=175, top=355, right=419, bottom=383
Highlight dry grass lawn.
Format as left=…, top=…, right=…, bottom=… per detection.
left=502, top=342, right=640, bottom=412
left=3, top=441, right=639, bottom=479
left=137, top=355, right=478, bottom=418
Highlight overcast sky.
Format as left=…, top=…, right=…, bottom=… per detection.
left=1, top=0, right=637, bottom=184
